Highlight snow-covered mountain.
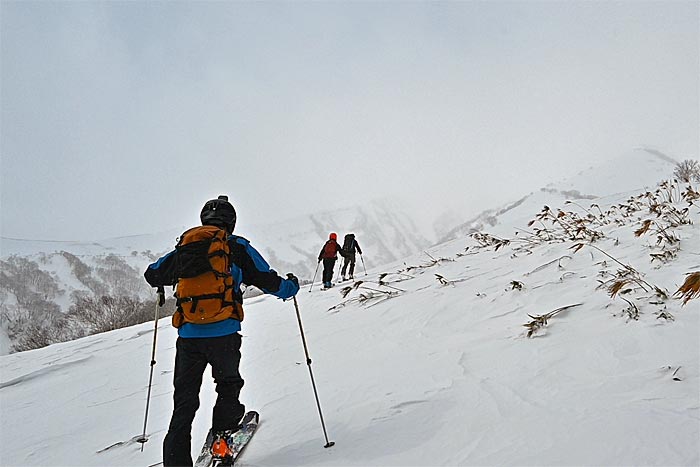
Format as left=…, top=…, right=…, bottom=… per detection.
left=242, top=197, right=433, bottom=281
left=1, top=155, right=698, bottom=465
left=1, top=197, right=431, bottom=287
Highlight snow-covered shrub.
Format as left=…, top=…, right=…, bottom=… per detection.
left=68, top=295, right=172, bottom=335
left=0, top=256, right=63, bottom=304
left=12, top=311, right=84, bottom=353
left=673, top=159, right=700, bottom=183
left=95, top=254, right=150, bottom=298
left=61, top=251, right=108, bottom=296
left=0, top=256, right=70, bottom=351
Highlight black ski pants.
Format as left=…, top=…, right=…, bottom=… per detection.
left=163, top=333, right=245, bottom=467
left=321, top=258, right=336, bottom=284
left=341, top=253, right=356, bottom=277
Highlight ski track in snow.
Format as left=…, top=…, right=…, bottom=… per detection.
left=0, top=356, right=93, bottom=389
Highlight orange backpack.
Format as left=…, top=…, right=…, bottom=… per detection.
left=172, top=225, right=243, bottom=328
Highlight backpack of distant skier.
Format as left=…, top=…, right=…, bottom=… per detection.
left=342, top=234, right=355, bottom=254
left=171, top=225, right=242, bottom=328
left=322, top=240, right=338, bottom=258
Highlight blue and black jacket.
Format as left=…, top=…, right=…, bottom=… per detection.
left=146, top=235, right=299, bottom=338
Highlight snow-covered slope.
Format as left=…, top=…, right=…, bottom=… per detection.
left=441, top=148, right=680, bottom=242
left=1, top=173, right=698, bottom=466
left=545, top=147, right=679, bottom=197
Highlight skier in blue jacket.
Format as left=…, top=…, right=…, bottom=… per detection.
left=145, top=195, right=299, bottom=467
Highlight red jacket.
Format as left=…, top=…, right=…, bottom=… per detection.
left=318, top=240, right=342, bottom=260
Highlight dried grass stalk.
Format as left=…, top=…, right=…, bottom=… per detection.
left=608, top=279, right=632, bottom=298
left=634, top=220, right=653, bottom=237
left=674, top=271, right=700, bottom=306
left=523, top=303, right=583, bottom=338
left=435, top=274, right=454, bottom=286
left=620, top=297, right=639, bottom=321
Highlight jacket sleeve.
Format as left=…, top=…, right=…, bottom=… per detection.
left=355, top=241, right=362, bottom=255
left=318, top=243, right=326, bottom=261
left=230, top=236, right=299, bottom=299
left=144, top=250, right=177, bottom=287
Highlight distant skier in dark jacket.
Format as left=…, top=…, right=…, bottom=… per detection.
left=317, top=232, right=342, bottom=289
left=340, top=233, right=363, bottom=281
left=144, top=195, right=299, bottom=467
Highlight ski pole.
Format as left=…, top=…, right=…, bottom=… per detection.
left=309, top=261, right=321, bottom=292
left=291, top=295, right=335, bottom=449
left=360, top=253, right=367, bottom=275
left=137, top=288, right=163, bottom=450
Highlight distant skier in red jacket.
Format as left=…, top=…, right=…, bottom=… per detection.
left=317, top=233, right=342, bottom=289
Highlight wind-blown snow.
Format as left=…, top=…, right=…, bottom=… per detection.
left=1, top=152, right=698, bottom=466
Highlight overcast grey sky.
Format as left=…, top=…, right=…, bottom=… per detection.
left=1, top=1, right=698, bottom=241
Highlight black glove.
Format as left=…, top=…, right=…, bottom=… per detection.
left=156, top=286, right=165, bottom=307
left=286, top=273, right=299, bottom=288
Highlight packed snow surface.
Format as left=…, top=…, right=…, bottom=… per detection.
left=1, top=174, right=699, bottom=466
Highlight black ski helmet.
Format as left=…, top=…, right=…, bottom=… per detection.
left=200, top=195, right=236, bottom=232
